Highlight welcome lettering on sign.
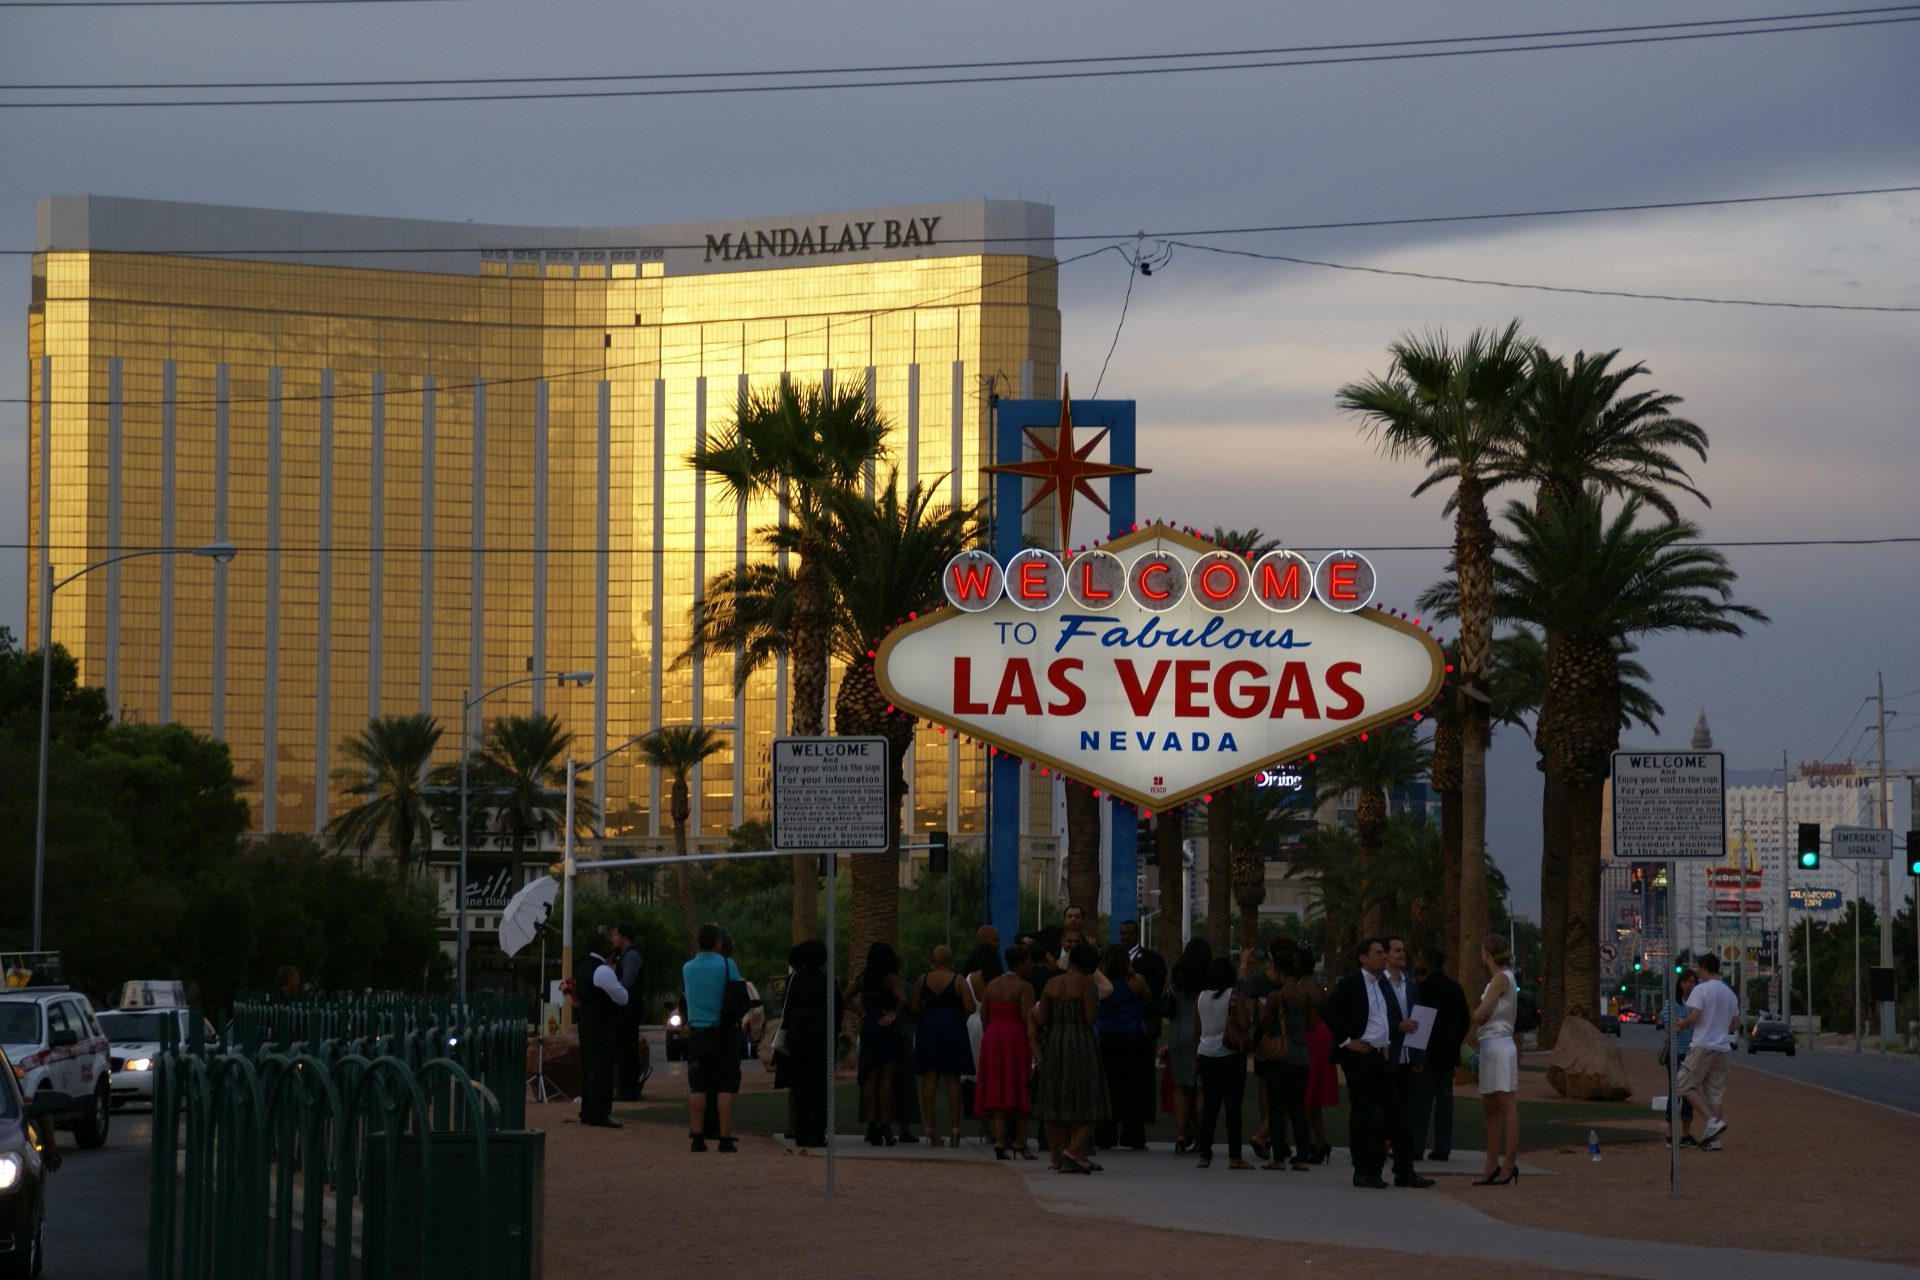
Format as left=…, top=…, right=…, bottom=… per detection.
left=874, top=526, right=1447, bottom=812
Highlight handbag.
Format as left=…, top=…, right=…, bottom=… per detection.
left=1220, top=994, right=1254, bottom=1056
left=1656, top=1039, right=1670, bottom=1067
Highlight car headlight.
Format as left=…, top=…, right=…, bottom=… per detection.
left=0, top=1152, right=21, bottom=1190
left=668, top=1014, right=682, bottom=1027
left=125, top=1057, right=154, bottom=1073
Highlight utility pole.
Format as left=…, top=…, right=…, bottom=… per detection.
left=1780, top=752, right=1793, bottom=1039
left=1874, top=672, right=1894, bottom=1045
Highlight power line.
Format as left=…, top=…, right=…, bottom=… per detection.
left=9, top=6, right=1912, bottom=88
left=4, top=12, right=1913, bottom=107
left=1165, top=240, right=1920, bottom=312
left=7, top=183, right=1912, bottom=258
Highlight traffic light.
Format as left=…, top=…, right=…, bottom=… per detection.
left=1632, top=955, right=1644, bottom=973
left=927, top=829, right=951, bottom=874
left=1797, top=822, right=1821, bottom=870
left=1907, top=831, right=1919, bottom=877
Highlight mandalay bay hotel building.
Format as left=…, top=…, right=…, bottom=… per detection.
left=28, top=194, right=1061, bottom=906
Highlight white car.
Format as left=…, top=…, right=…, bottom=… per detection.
left=0, top=991, right=112, bottom=1149
left=98, top=1009, right=213, bottom=1109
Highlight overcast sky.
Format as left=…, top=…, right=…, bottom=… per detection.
left=3, top=0, right=1916, bottom=914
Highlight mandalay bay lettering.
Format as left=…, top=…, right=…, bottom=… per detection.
left=705, top=217, right=942, bottom=261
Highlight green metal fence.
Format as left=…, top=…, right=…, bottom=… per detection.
left=149, top=995, right=543, bottom=1280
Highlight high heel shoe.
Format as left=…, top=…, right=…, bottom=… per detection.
left=950, top=1126, right=963, bottom=1149
left=1471, top=1165, right=1505, bottom=1186
left=994, top=1144, right=1010, bottom=1160
left=882, top=1124, right=898, bottom=1147
left=1496, top=1167, right=1519, bottom=1185
left=865, top=1123, right=880, bottom=1146
left=1310, top=1143, right=1332, bottom=1165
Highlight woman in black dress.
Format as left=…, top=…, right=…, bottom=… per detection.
left=848, top=941, right=913, bottom=1145
left=911, top=944, right=977, bottom=1146
left=780, top=940, right=831, bottom=1147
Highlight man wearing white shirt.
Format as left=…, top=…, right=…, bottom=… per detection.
left=575, top=931, right=630, bottom=1129
left=1676, top=953, right=1741, bottom=1147
left=1322, top=938, right=1432, bottom=1189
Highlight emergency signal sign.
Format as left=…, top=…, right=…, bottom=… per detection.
left=874, top=526, right=1445, bottom=812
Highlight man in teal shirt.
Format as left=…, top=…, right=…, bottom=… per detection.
left=683, top=922, right=744, bottom=1151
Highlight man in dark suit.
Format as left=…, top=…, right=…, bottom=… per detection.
left=1320, top=937, right=1434, bottom=1189
left=1412, top=946, right=1470, bottom=1161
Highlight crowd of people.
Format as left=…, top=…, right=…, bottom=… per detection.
left=757, top=910, right=1539, bottom=1188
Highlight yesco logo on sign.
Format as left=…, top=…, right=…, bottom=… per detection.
left=873, top=527, right=1446, bottom=812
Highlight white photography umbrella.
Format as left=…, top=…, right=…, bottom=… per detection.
left=498, top=875, right=559, bottom=957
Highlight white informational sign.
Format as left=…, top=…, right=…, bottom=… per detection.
left=874, top=527, right=1446, bottom=812
left=1610, top=750, right=1725, bottom=860
left=771, top=737, right=891, bottom=852
left=1831, top=826, right=1895, bottom=861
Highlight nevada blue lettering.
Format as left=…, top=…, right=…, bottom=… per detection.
left=1163, top=731, right=1182, bottom=751
left=1218, top=733, right=1238, bottom=751
left=1136, top=732, right=1156, bottom=750
left=1080, top=731, right=1100, bottom=750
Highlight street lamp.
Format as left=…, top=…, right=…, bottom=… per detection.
left=32, top=541, right=237, bottom=950
left=458, top=670, right=593, bottom=1005
left=556, top=722, right=737, bottom=1030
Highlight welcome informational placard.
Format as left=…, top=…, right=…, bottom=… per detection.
left=874, top=526, right=1446, bottom=812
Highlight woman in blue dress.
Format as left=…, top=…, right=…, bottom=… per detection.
left=911, top=944, right=978, bottom=1145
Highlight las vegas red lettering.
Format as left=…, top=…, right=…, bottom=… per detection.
left=953, top=656, right=1364, bottom=721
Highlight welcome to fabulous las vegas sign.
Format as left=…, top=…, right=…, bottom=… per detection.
left=874, top=524, right=1447, bottom=813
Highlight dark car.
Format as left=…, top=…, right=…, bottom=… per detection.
left=1748, top=1018, right=1796, bottom=1056
left=0, top=1044, right=72, bottom=1278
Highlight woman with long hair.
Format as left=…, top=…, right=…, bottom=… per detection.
left=1666, top=969, right=1700, bottom=1147
left=976, top=943, right=1040, bottom=1159
left=1032, top=942, right=1111, bottom=1173
left=781, top=939, right=832, bottom=1148
left=911, top=944, right=977, bottom=1146
left=1297, top=947, right=1335, bottom=1163
left=1469, top=933, right=1521, bottom=1184
left=1094, top=944, right=1154, bottom=1151
left=1193, top=956, right=1253, bottom=1169
left=847, top=941, right=913, bottom=1145
left=1163, top=937, right=1213, bottom=1153
left=1257, top=949, right=1315, bottom=1171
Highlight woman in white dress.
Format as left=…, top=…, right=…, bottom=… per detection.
left=1468, top=933, right=1520, bottom=1185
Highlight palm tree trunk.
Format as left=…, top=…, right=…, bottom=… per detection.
left=1431, top=715, right=1462, bottom=980
left=1206, top=796, right=1232, bottom=955
left=672, top=775, right=698, bottom=953
left=1157, top=807, right=1186, bottom=954
left=1454, top=475, right=1495, bottom=997
left=1562, top=777, right=1604, bottom=1026
left=788, top=541, right=828, bottom=944
left=1356, top=786, right=1389, bottom=937
left=1064, top=779, right=1102, bottom=928
left=1232, top=845, right=1266, bottom=955
left=1538, top=765, right=1570, bottom=1048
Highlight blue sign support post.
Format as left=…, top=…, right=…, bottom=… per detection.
left=990, top=398, right=1138, bottom=946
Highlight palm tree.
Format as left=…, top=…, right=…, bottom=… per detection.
left=820, top=476, right=981, bottom=969
left=1227, top=777, right=1315, bottom=951
left=1310, top=723, right=1431, bottom=935
left=690, top=379, right=890, bottom=944
left=1494, top=490, right=1763, bottom=1039
left=684, top=473, right=982, bottom=968
left=639, top=724, right=732, bottom=952
left=1377, top=813, right=1447, bottom=951
left=1339, top=322, right=1531, bottom=989
left=328, top=713, right=442, bottom=883
left=472, top=712, right=577, bottom=886
left=1286, top=825, right=1366, bottom=976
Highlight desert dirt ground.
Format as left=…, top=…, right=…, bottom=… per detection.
left=535, top=1040, right=1920, bottom=1274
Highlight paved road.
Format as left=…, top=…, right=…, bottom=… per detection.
left=41, top=1107, right=149, bottom=1280
left=1621, top=1025, right=1920, bottom=1115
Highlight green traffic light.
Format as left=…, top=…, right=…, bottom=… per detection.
left=1799, top=850, right=1820, bottom=869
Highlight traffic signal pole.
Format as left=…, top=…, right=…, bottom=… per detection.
left=1874, top=673, right=1894, bottom=1047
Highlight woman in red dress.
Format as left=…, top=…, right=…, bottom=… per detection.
left=975, top=943, right=1041, bottom=1159
left=1298, top=947, right=1337, bottom=1163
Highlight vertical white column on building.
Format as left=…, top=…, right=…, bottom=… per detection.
left=691, top=376, right=707, bottom=836
left=905, top=362, right=920, bottom=503
left=1099, top=800, right=1114, bottom=917
left=315, top=370, right=333, bottom=834
left=468, top=380, right=486, bottom=714
left=263, top=367, right=282, bottom=831
left=531, top=382, right=548, bottom=715
left=212, top=364, right=230, bottom=741
left=367, top=372, right=384, bottom=721
left=419, top=376, right=436, bottom=716
left=159, top=361, right=176, bottom=724
left=733, top=374, right=749, bottom=830
left=947, top=359, right=962, bottom=838
left=1020, top=360, right=1033, bottom=400
left=37, top=355, right=49, bottom=691
left=649, top=380, right=665, bottom=837
left=776, top=373, right=790, bottom=742
left=105, top=357, right=122, bottom=716
left=862, top=366, right=876, bottom=502
left=595, top=381, right=611, bottom=829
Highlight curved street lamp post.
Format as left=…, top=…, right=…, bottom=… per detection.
left=33, top=541, right=237, bottom=951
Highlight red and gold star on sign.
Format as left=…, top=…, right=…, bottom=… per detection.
left=983, top=378, right=1151, bottom=550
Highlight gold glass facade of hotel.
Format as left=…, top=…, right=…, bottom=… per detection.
left=27, top=196, right=1059, bottom=859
